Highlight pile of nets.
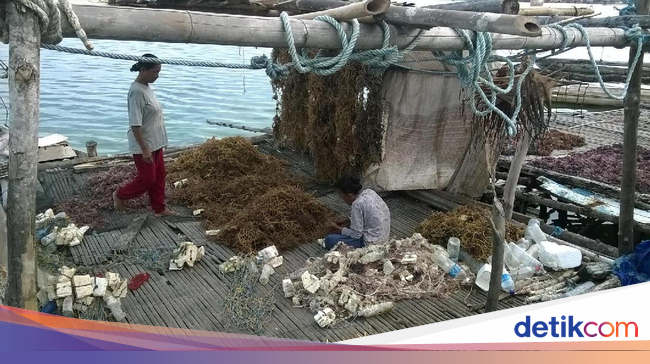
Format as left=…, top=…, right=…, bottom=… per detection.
left=503, top=130, right=586, bottom=157
left=55, top=166, right=148, bottom=228
left=168, top=137, right=336, bottom=252
left=530, top=143, right=650, bottom=193
left=284, top=234, right=471, bottom=327
left=416, top=204, right=524, bottom=261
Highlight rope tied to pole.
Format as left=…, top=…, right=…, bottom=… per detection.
left=547, top=22, right=646, bottom=101
left=1, top=0, right=93, bottom=50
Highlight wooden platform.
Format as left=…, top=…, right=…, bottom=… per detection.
left=37, top=141, right=528, bottom=342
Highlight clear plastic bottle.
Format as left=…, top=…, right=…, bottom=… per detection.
left=509, top=266, right=535, bottom=281
left=501, top=270, right=515, bottom=294
left=447, top=237, right=460, bottom=262
left=487, top=246, right=521, bottom=272
left=562, top=281, right=596, bottom=298
left=516, top=238, right=532, bottom=251
left=432, top=250, right=470, bottom=283
left=526, top=219, right=548, bottom=244
left=527, top=244, right=540, bottom=260
left=509, top=242, right=545, bottom=273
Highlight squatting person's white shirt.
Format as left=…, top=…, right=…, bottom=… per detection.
left=127, top=82, right=168, bottom=154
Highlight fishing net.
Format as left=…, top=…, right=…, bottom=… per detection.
left=221, top=256, right=276, bottom=335
left=271, top=49, right=384, bottom=182
left=416, top=204, right=525, bottom=261
left=286, top=234, right=469, bottom=326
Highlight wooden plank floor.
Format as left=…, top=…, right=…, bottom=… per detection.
left=41, top=143, right=527, bottom=341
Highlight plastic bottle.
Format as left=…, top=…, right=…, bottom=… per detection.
left=447, top=237, right=460, bottom=262
left=501, top=270, right=515, bottom=294
left=509, top=242, right=545, bottom=273
left=432, top=250, right=470, bottom=283
left=562, top=281, right=596, bottom=298
left=509, top=266, right=535, bottom=281
left=104, top=294, right=127, bottom=322
left=487, top=246, right=521, bottom=272
left=527, top=244, right=540, bottom=260
left=526, top=219, right=548, bottom=244
left=516, top=238, right=532, bottom=251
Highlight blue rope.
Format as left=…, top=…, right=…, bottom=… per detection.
left=547, top=23, right=646, bottom=101
left=618, top=0, right=636, bottom=16
left=39, top=12, right=649, bottom=135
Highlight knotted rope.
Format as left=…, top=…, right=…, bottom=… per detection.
left=1, top=0, right=93, bottom=50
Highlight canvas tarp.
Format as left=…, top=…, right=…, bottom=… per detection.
left=363, top=60, right=499, bottom=198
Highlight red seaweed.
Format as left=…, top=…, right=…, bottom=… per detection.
left=530, top=144, right=650, bottom=193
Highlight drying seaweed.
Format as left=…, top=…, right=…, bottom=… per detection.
left=168, top=137, right=336, bottom=252
left=416, top=204, right=524, bottom=261
left=54, top=166, right=148, bottom=228
left=168, top=136, right=299, bottom=226
left=503, top=129, right=586, bottom=156
left=218, top=186, right=335, bottom=253
left=530, top=143, right=650, bottom=193
left=271, top=49, right=384, bottom=182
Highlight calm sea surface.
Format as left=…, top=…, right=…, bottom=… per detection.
left=0, top=4, right=640, bottom=154
left=0, top=40, right=276, bottom=155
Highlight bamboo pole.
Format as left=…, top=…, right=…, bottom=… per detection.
left=424, top=0, right=520, bottom=15
left=620, top=0, right=649, bottom=255
left=0, top=205, right=6, bottom=269
left=5, top=2, right=40, bottom=310
left=60, top=5, right=638, bottom=51
left=293, top=0, right=390, bottom=21
left=377, top=6, right=542, bottom=37
left=519, top=6, right=594, bottom=17
left=537, top=15, right=650, bottom=28
left=486, top=198, right=506, bottom=312
left=503, top=130, right=531, bottom=220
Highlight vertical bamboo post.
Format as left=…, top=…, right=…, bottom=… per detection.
left=486, top=198, right=506, bottom=312
left=5, top=2, right=41, bottom=310
left=503, top=130, right=531, bottom=220
left=86, top=140, right=98, bottom=157
left=619, top=0, right=649, bottom=256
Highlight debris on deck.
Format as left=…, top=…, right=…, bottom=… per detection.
left=37, top=266, right=132, bottom=322
left=284, top=233, right=473, bottom=328
left=169, top=242, right=205, bottom=271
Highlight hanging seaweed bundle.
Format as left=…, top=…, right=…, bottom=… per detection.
left=474, top=57, right=563, bottom=145
left=271, top=49, right=384, bottom=182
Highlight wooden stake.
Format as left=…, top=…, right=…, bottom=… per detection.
left=619, top=0, right=649, bottom=256
left=0, top=204, right=7, bottom=269
left=486, top=198, right=506, bottom=312
left=5, top=2, right=40, bottom=310
left=503, top=129, right=531, bottom=220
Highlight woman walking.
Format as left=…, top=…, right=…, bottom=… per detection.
left=113, top=54, right=175, bottom=217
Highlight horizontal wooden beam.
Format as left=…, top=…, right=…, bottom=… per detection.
left=59, top=5, right=640, bottom=51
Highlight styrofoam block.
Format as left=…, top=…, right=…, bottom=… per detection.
left=93, top=277, right=107, bottom=297
left=538, top=241, right=582, bottom=270
left=73, top=275, right=92, bottom=287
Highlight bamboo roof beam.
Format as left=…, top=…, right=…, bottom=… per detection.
left=60, top=5, right=642, bottom=51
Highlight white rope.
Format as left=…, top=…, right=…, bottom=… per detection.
left=1, top=0, right=93, bottom=50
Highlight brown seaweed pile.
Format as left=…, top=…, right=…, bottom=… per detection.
left=55, top=166, right=148, bottom=228
left=271, top=49, right=384, bottom=182
left=416, top=204, right=525, bottom=261
left=168, top=137, right=335, bottom=252
left=503, top=129, right=586, bottom=156
left=530, top=143, right=650, bottom=193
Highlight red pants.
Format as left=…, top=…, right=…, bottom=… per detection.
left=117, top=148, right=166, bottom=213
